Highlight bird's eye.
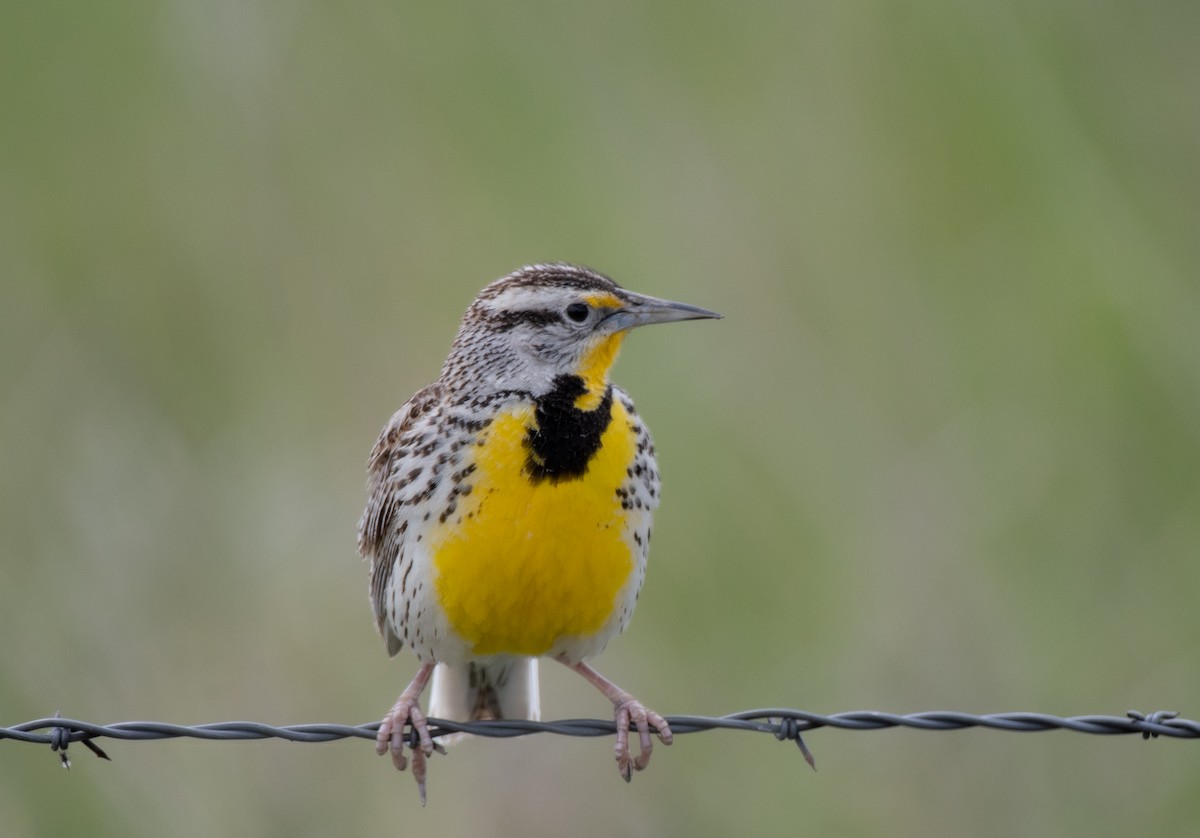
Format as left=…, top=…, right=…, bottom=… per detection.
left=565, top=302, right=589, bottom=323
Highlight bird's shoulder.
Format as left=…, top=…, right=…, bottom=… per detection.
left=358, top=382, right=446, bottom=557
left=369, top=382, right=445, bottom=468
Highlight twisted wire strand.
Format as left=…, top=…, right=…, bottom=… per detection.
left=3, top=709, right=1194, bottom=767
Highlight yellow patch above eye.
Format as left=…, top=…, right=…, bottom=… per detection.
left=583, top=292, right=624, bottom=310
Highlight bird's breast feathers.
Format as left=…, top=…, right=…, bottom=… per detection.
left=429, top=389, right=649, bottom=657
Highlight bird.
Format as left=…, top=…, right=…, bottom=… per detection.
left=357, top=263, right=720, bottom=803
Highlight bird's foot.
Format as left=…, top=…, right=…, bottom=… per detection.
left=562, top=658, right=673, bottom=782
left=612, top=694, right=673, bottom=782
left=376, top=661, right=441, bottom=804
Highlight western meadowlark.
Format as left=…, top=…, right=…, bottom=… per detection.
left=358, top=263, right=720, bottom=802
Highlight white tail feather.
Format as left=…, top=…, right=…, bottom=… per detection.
left=428, top=658, right=541, bottom=723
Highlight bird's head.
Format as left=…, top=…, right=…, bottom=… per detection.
left=443, top=264, right=721, bottom=406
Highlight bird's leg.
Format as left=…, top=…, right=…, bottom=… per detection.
left=561, top=658, right=673, bottom=782
left=376, top=660, right=438, bottom=804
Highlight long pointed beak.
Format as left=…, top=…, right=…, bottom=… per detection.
left=604, top=290, right=722, bottom=332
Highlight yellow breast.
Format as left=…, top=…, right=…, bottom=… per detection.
left=431, top=400, right=637, bottom=656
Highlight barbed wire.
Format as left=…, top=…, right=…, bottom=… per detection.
left=3, top=709, right=1194, bottom=769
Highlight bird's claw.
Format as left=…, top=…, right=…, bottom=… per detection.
left=613, top=696, right=673, bottom=782
left=376, top=693, right=438, bottom=804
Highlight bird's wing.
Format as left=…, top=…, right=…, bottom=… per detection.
left=358, top=381, right=444, bottom=656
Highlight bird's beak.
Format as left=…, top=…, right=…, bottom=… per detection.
left=604, top=290, right=722, bottom=332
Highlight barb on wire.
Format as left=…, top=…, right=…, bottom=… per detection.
left=3, top=709, right=1195, bottom=769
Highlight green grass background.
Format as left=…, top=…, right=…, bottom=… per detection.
left=3, top=2, right=1198, bottom=836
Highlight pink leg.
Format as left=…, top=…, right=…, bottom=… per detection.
left=562, top=658, right=673, bottom=782
left=376, top=660, right=439, bottom=804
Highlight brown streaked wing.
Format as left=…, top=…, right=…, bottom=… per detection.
left=358, top=382, right=444, bottom=651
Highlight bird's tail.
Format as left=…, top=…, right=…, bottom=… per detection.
left=427, top=659, right=541, bottom=725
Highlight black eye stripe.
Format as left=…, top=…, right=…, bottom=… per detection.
left=483, top=309, right=562, bottom=330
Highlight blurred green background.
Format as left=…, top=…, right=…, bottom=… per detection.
left=2, top=1, right=1198, bottom=836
